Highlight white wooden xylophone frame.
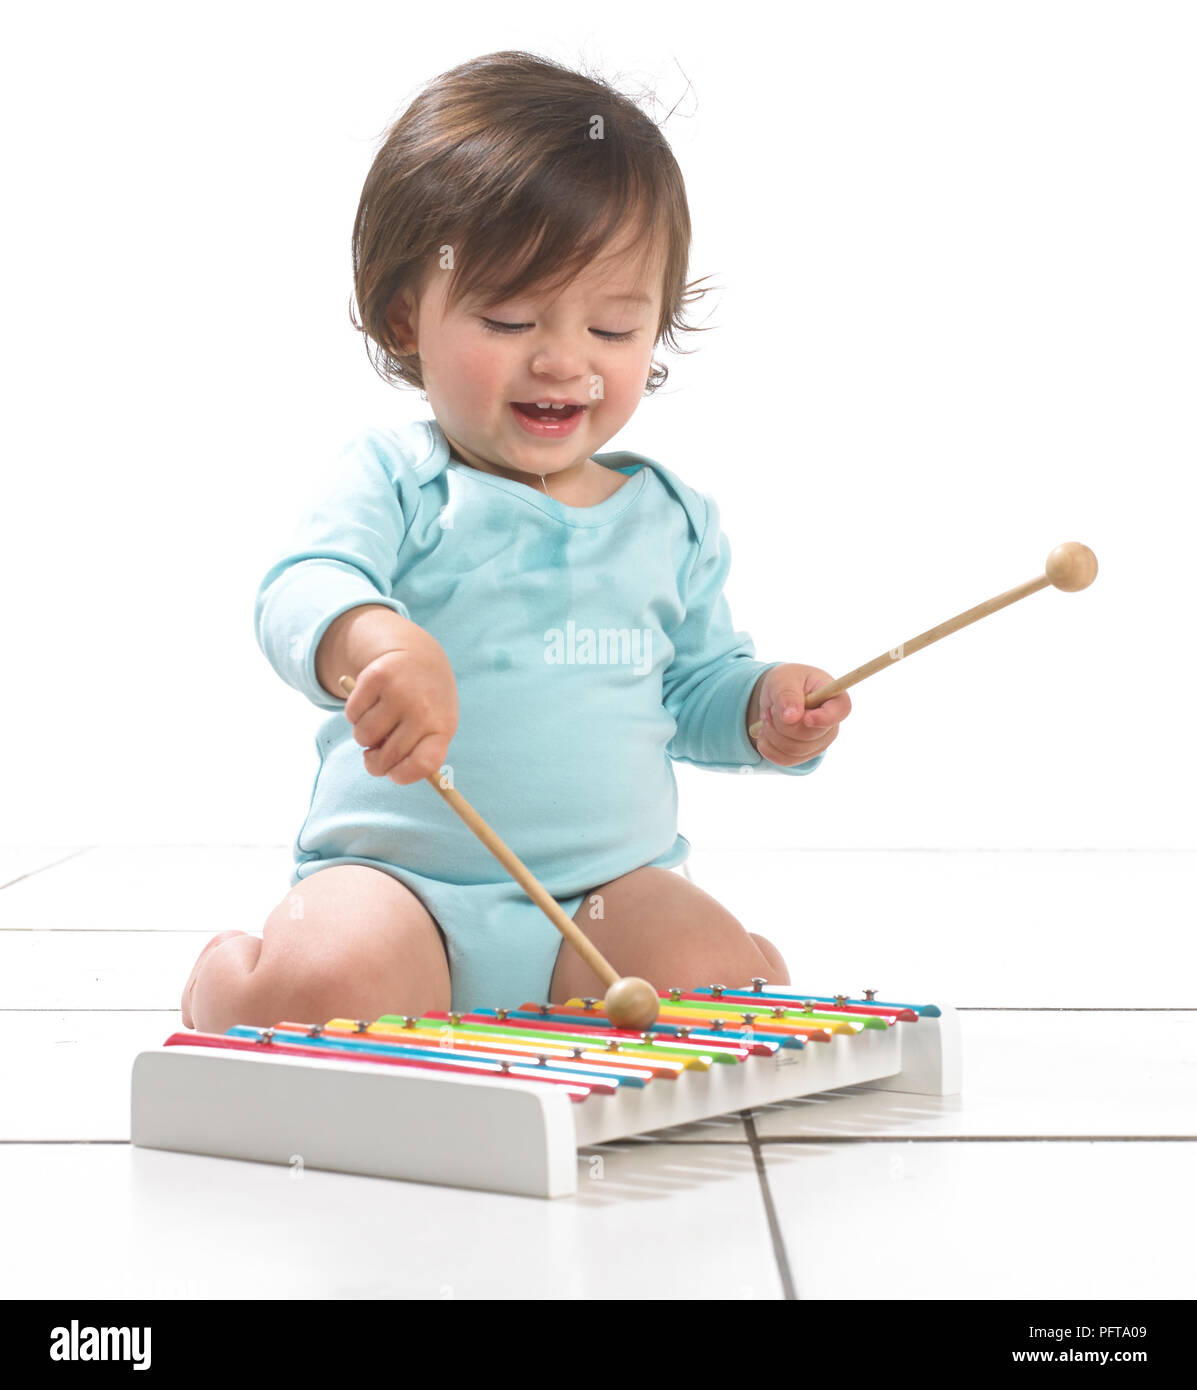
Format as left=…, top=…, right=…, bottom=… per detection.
left=131, top=986, right=961, bottom=1198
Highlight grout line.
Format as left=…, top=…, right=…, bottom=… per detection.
left=3, top=1135, right=1194, bottom=1147
left=1, top=844, right=292, bottom=852
left=6, top=845, right=1192, bottom=854
left=0, top=847, right=93, bottom=891
left=754, top=1135, right=1197, bottom=1144
left=740, top=1109, right=797, bottom=1301
left=4, top=1006, right=1195, bottom=1014
left=594, top=1135, right=1197, bottom=1145
left=687, top=847, right=1196, bottom=854
left=0, top=1139, right=130, bottom=1145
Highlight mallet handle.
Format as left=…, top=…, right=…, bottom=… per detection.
left=750, top=573, right=1051, bottom=737
left=338, top=674, right=618, bottom=989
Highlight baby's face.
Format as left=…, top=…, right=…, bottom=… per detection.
left=392, top=231, right=664, bottom=487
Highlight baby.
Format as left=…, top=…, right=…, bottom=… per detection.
left=182, top=50, right=851, bottom=1034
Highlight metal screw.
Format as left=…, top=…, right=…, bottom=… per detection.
left=864, top=989, right=877, bottom=1001
left=750, top=977, right=766, bottom=993
left=710, top=984, right=725, bottom=998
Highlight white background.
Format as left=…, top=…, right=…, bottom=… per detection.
left=3, top=1, right=1192, bottom=851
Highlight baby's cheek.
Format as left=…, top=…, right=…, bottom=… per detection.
left=434, top=339, right=498, bottom=406
left=601, top=362, right=654, bottom=411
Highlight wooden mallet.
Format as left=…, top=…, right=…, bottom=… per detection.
left=749, top=541, right=1098, bottom=741
left=338, top=674, right=661, bottom=1030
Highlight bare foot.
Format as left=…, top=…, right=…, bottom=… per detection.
left=180, top=930, right=249, bottom=1029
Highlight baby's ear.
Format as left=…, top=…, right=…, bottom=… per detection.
left=384, top=289, right=418, bottom=355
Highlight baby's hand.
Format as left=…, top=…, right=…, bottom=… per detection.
left=751, top=663, right=851, bottom=766
left=342, top=638, right=458, bottom=785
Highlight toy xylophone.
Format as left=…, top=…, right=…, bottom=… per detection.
left=132, top=982, right=961, bottom=1198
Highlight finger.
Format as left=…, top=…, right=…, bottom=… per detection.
left=802, top=690, right=852, bottom=730
left=756, top=715, right=836, bottom=763
left=344, top=679, right=384, bottom=733
left=760, top=705, right=829, bottom=751
left=387, top=732, right=449, bottom=786
left=766, top=687, right=808, bottom=730
left=757, top=729, right=829, bottom=765
left=353, top=694, right=402, bottom=750
left=763, top=726, right=825, bottom=758
left=362, top=720, right=421, bottom=778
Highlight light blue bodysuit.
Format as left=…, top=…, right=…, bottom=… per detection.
left=254, top=418, right=824, bottom=1011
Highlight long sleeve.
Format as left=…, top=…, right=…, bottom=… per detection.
left=663, top=492, right=825, bottom=777
left=253, top=434, right=413, bottom=710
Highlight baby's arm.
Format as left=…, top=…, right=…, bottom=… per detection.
left=254, top=432, right=457, bottom=781
left=663, top=491, right=826, bottom=777
left=315, top=603, right=415, bottom=698
left=744, top=662, right=849, bottom=766
left=253, top=431, right=417, bottom=711
left=316, top=605, right=458, bottom=784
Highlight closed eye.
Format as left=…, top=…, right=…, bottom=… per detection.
left=480, top=317, right=636, bottom=342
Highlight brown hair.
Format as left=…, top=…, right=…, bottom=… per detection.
left=349, top=50, right=713, bottom=395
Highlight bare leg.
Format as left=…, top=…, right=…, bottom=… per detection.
left=550, top=866, right=790, bottom=1003
left=183, top=866, right=451, bottom=1034
left=747, top=932, right=791, bottom=986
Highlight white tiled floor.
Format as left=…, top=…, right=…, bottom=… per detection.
left=1, top=846, right=1194, bottom=1300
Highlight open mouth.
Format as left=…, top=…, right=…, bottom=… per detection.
left=509, top=401, right=587, bottom=438
left=511, top=401, right=584, bottom=422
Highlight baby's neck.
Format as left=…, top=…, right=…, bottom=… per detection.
left=451, top=451, right=629, bottom=509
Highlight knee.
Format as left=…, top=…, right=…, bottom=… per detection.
left=277, top=944, right=450, bottom=1025
left=747, top=932, right=790, bottom=986
left=195, top=936, right=448, bottom=1033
